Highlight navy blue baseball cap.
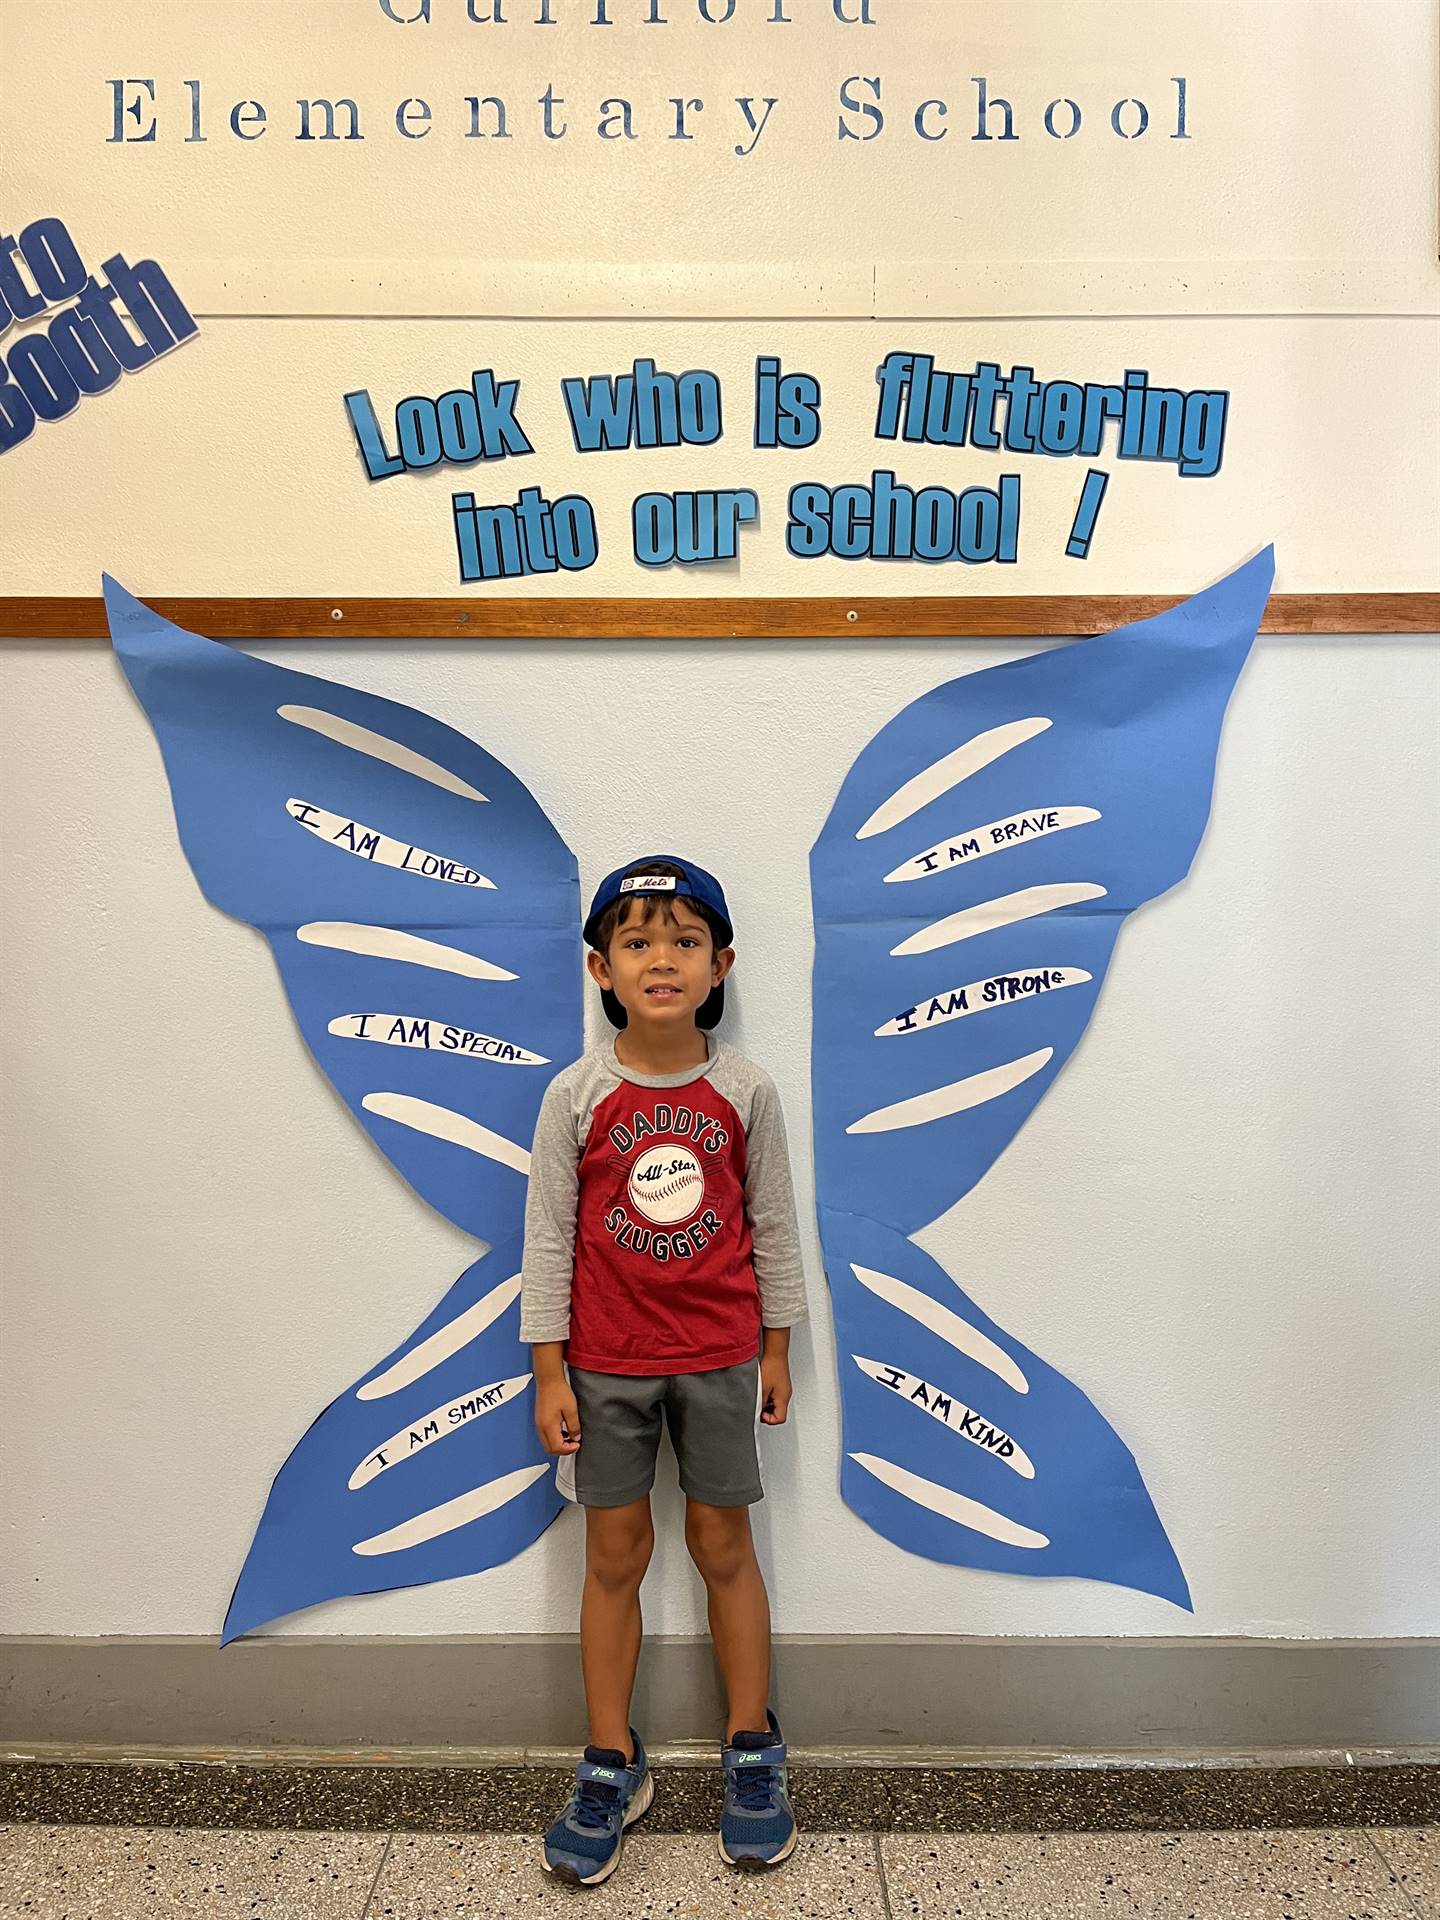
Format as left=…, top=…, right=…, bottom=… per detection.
left=584, top=857, right=733, bottom=1031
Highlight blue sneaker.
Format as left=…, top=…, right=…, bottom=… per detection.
left=718, top=1711, right=798, bottom=1871
left=541, top=1730, right=653, bottom=1888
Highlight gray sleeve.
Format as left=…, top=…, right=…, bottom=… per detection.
left=743, top=1075, right=809, bottom=1329
left=519, top=1073, right=580, bottom=1345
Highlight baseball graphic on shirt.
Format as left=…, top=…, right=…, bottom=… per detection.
left=627, top=1146, right=705, bottom=1225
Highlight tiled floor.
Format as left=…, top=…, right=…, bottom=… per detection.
left=0, top=1825, right=1433, bottom=1918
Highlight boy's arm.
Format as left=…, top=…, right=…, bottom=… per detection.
left=520, top=1076, right=580, bottom=1346
left=743, top=1073, right=809, bottom=1332
left=522, top=1076, right=583, bottom=1454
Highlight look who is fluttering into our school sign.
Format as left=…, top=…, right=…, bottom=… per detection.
left=343, top=348, right=1229, bottom=582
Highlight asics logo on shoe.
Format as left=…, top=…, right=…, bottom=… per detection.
left=591, top=1768, right=617, bottom=1779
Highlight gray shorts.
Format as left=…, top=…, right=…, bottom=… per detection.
left=557, top=1359, right=763, bottom=1510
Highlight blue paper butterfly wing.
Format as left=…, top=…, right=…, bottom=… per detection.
left=105, top=576, right=577, bottom=1242
left=103, top=577, right=578, bottom=1638
left=221, top=1236, right=559, bottom=1642
left=811, top=549, right=1275, bottom=1605
left=823, top=1219, right=1191, bottom=1604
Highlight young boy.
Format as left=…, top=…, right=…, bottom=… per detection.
left=520, top=856, right=808, bottom=1887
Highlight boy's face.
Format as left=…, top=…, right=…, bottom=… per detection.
left=587, top=897, right=734, bottom=1031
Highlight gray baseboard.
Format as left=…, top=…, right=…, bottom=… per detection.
left=2, top=1635, right=1437, bottom=1759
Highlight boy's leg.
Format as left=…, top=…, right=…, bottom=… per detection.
left=581, top=1496, right=655, bottom=1757
left=683, top=1499, right=772, bottom=1739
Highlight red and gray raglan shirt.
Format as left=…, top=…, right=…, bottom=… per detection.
left=519, top=1036, right=808, bottom=1375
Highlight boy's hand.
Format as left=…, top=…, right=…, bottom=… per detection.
left=759, top=1351, right=793, bottom=1425
left=535, top=1377, right=582, bottom=1455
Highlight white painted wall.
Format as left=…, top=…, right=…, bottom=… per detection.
left=3, top=623, right=1437, bottom=1639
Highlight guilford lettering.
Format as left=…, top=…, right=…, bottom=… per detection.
left=376, top=1, right=877, bottom=22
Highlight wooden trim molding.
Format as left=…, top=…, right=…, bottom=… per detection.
left=2, top=592, right=1436, bottom=641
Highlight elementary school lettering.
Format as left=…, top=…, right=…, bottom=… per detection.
left=107, top=51, right=1192, bottom=153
